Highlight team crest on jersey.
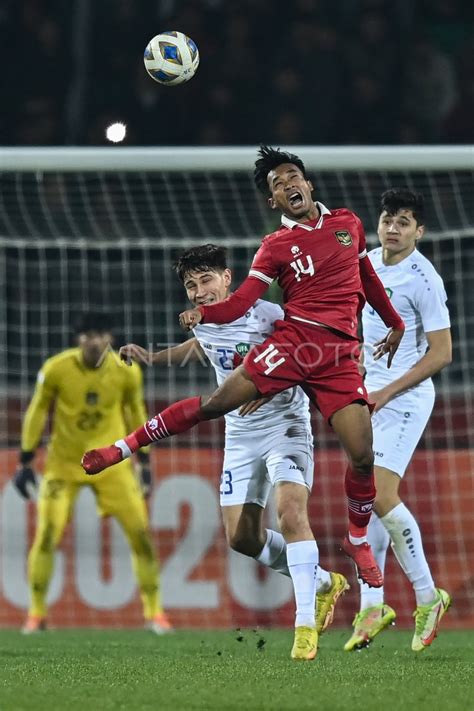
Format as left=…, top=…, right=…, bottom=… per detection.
left=85, top=391, right=98, bottom=405
left=334, top=230, right=353, bottom=246
left=291, top=245, right=302, bottom=256
left=235, top=342, right=251, bottom=357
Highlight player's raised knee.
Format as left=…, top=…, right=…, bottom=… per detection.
left=350, top=449, right=375, bottom=474
left=227, top=531, right=262, bottom=557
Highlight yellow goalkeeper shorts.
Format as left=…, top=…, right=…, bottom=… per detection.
left=40, top=458, right=148, bottom=524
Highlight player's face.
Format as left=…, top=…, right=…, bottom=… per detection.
left=378, top=209, right=424, bottom=257
left=267, top=163, right=316, bottom=221
left=183, top=268, right=231, bottom=306
left=78, top=330, right=113, bottom=367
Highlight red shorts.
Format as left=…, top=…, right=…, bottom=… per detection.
left=243, top=319, right=371, bottom=422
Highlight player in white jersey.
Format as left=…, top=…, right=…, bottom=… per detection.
left=121, top=245, right=348, bottom=650
left=344, top=189, right=452, bottom=653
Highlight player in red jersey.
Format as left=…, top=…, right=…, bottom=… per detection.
left=82, top=147, right=405, bottom=655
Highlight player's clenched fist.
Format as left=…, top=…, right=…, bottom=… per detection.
left=179, top=307, right=203, bottom=331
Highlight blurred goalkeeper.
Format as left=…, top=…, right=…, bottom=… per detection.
left=13, top=312, right=171, bottom=635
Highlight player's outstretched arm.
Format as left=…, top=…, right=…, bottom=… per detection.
left=370, top=328, right=452, bottom=410
left=372, top=326, right=405, bottom=368
left=120, top=338, right=203, bottom=367
left=179, top=277, right=268, bottom=330
left=359, top=255, right=405, bottom=367
left=13, top=365, right=54, bottom=499
left=359, top=256, right=404, bottom=330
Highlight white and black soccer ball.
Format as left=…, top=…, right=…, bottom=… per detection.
left=144, top=31, right=199, bottom=86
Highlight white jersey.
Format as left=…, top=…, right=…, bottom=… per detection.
left=362, top=247, right=450, bottom=406
left=194, top=299, right=311, bottom=435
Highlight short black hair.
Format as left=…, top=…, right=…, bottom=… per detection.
left=254, top=144, right=308, bottom=196
left=74, top=311, right=114, bottom=335
left=174, top=244, right=228, bottom=283
left=380, top=188, right=425, bottom=226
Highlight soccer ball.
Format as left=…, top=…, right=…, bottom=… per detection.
left=144, top=31, right=199, bottom=86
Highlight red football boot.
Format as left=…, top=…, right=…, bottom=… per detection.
left=342, top=536, right=384, bottom=588
left=81, top=445, right=123, bottom=474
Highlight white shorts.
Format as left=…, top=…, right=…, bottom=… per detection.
left=220, top=427, right=314, bottom=507
left=372, top=393, right=435, bottom=477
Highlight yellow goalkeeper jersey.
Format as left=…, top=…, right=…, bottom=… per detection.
left=21, top=348, right=148, bottom=471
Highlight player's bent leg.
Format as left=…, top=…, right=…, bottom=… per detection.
left=374, top=465, right=448, bottom=648
left=373, top=465, right=403, bottom=518
left=357, top=514, right=390, bottom=608
left=346, top=516, right=393, bottom=650
left=219, top=435, right=292, bottom=573
left=200, top=365, right=259, bottom=419
left=121, top=521, right=171, bottom=633
left=82, top=367, right=259, bottom=475
left=331, top=403, right=382, bottom=588
left=106, top=477, right=172, bottom=633
left=275, top=481, right=314, bottom=543
left=274, top=481, right=319, bottom=657
left=222, top=503, right=267, bottom=558
left=266, top=436, right=348, bottom=634
left=24, top=478, right=74, bottom=633
left=375, top=466, right=438, bottom=604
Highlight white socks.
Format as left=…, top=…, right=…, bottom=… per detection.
left=256, top=532, right=320, bottom=626
left=255, top=529, right=289, bottom=575
left=287, top=540, right=319, bottom=628
left=255, top=529, right=332, bottom=591
left=360, top=504, right=437, bottom=608
left=114, top=439, right=132, bottom=459
left=381, top=503, right=436, bottom=606
left=360, top=513, right=390, bottom=610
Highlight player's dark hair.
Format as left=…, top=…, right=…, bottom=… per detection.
left=380, top=188, right=425, bottom=226
left=74, top=311, right=114, bottom=335
left=254, top=144, right=308, bottom=196
left=174, top=244, right=228, bottom=282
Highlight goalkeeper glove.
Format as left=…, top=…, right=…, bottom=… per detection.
left=13, top=451, right=38, bottom=500
left=136, top=451, right=152, bottom=498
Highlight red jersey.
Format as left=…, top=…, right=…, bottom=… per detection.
left=249, top=205, right=367, bottom=338
left=199, top=202, right=403, bottom=338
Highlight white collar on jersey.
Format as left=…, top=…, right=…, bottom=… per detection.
left=281, top=201, right=331, bottom=231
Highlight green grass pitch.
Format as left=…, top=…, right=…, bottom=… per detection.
left=0, top=628, right=472, bottom=711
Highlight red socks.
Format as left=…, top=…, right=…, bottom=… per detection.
left=345, top=465, right=376, bottom=535
left=124, top=396, right=203, bottom=451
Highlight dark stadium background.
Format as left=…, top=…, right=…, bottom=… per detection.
left=1, top=0, right=473, bottom=146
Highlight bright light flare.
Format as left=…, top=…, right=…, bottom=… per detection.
left=106, top=122, right=127, bottom=143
